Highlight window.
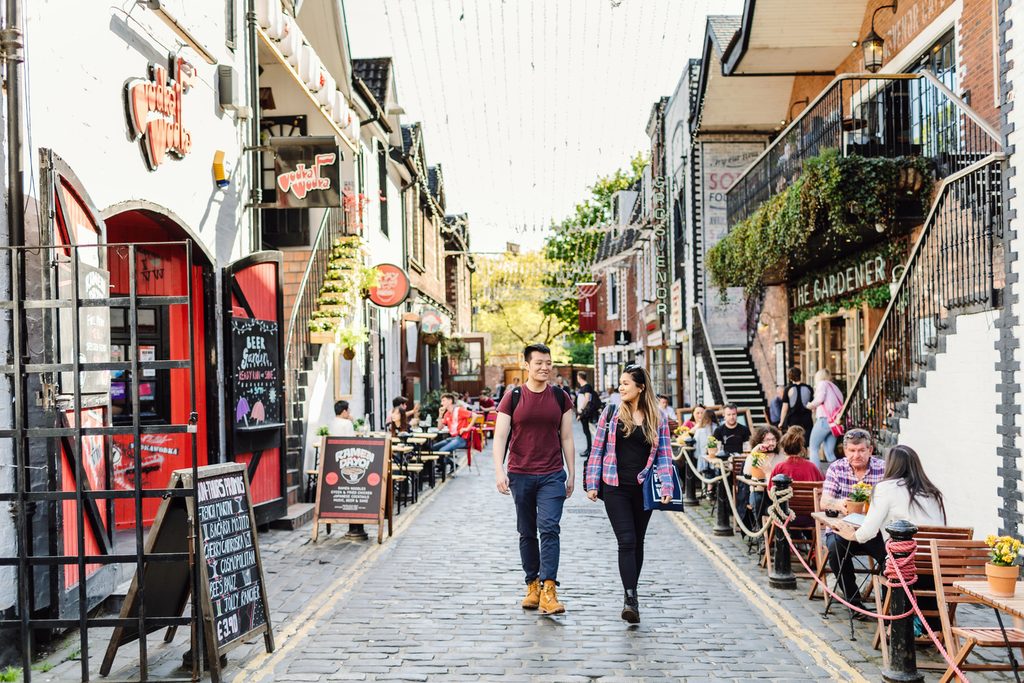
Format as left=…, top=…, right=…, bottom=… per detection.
left=607, top=271, right=619, bottom=319
left=260, top=115, right=310, bottom=248
left=225, top=0, right=237, bottom=50
left=410, top=189, right=424, bottom=268
left=109, top=307, right=171, bottom=425
left=378, top=142, right=389, bottom=236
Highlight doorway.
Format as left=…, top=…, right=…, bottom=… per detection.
left=801, top=309, right=866, bottom=396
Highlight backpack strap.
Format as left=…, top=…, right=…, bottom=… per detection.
left=504, top=387, right=522, bottom=459
left=551, top=385, right=567, bottom=413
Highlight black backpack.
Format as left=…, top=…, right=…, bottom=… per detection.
left=504, top=385, right=568, bottom=457
left=585, top=387, right=604, bottom=423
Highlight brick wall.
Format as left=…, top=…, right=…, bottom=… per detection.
left=958, top=0, right=999, bottom=126
left=282, top=248, right=312, bottom=325
left=410, top=212, right=447, bottom=305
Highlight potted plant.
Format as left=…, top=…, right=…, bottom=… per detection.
left=443, top=335, right=467, bottom=360
left=706, top=435, right=719, bottom=459
left=357, top=263, right=380, bottom=298
left=336, top=324, right=368, bottom=360
left=308, top=318, right=338, bottom=345
left=846, top=481, right=872, bottom=515
left=317, top=292, right=347, bottom=314
left=984, top=535, right=1023, bottom=597
left=673, top=424, right=691, bottom=445
left=749, top=451, right=766, bottom=480
left=316, top=425, right=330, bottom=437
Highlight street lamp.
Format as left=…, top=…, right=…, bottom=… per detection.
left=862, top=1, right=897, bottom=73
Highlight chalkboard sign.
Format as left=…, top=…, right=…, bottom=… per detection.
left=100, top=463, right=274, bottom=682
left=312, top=436, right=392, bottom=543
left=230, top=317, right=283, bottom=432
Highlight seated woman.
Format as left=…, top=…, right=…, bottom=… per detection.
left=743, top=425, right=782, bottom=522
left=683, top=404, right=704, bottom=430
left=478, top=387, right=496, bottom=410
left=692, top=407, right=718, bottom=497
left=767, top=427, right=823, bottom=528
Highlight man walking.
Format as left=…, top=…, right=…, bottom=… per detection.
left=493, top=343, right=575, bottom=615
left=575, top=371, right=598, bottom=458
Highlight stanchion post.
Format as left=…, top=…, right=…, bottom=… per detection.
left=768, top=474, right=796, bottom=589
left=713, top=452, right=734, bottom=536
left=882, top=520, right=923, bottom=683
left=682, top=437, right=698, bottom=506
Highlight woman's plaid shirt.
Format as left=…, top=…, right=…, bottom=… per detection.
left=584, top=405, right=676, bottom=498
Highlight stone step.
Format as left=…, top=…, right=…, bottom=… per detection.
left=287, top=483, right=301, bottom=506
left=268, top=503, right=315, bottom=531
left=287, top=467, right=302, bottom=487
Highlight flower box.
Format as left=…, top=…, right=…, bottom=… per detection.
left=318, top=304, right=346, bottom=314
left=309, top=329, right=337, bottom=345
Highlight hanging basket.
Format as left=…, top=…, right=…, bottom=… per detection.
left=342, top=347, right=356, bottom=360
left=422, top=333, right=439, bottom=345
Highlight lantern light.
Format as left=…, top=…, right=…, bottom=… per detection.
left=862, top=2, right=897, bottom=73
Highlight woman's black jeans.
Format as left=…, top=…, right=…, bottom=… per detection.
left=602, top=484, right=652, bottom=591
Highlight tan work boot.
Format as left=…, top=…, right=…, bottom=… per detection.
left=521, top=579, right=541, bottom=609
left=538, top=580, right=565, bottom=615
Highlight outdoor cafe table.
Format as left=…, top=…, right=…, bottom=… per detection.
left=954, top=580, right=1024, bottom=629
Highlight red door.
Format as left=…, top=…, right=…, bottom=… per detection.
left=224, top=252, right=287, bottom=525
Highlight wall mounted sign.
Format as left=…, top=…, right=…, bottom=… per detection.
left=230, top=317, right=283, bottom=432
left=125, top=56, right=195, bottom=171
left=577, top=282, right=599, bottom=333
left=420, top=308, right=444, bottom=335
left=270, top=136, right=341, bottom=208
left=367, top=263, right=410, bottom=307
left=614, top=330, right=632, bottom=346
left=789, top=247, right=896, bottom=310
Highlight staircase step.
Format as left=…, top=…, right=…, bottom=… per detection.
left=287, top=467, right=302, bottom=487
left=287, top=484, right=301, bottom=506
left=286, top=434, right=303, bottom=450
left=268, top=503, right=315, bottom=531
left=302, top=356, right=314, bottom=371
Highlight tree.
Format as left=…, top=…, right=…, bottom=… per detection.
left=541, top=154, right=648, bottom=341
left=472, top=250, right=571, bottom=363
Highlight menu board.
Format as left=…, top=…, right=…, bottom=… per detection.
left=197, top=468, right=268, bottom=648
left=230, top=317, right=282, bottom=431
left=312, top=436, right=392, bottom=543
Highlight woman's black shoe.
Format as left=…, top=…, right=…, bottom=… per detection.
left=621, top=589, right=640, bottom=624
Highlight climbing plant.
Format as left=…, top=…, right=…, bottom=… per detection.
left=707, top=150, right=933, bottom=298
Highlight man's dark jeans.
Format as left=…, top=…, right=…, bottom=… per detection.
left=509, top=470, right=567, bottom=583
left=826, top=532, right=887, bottom=603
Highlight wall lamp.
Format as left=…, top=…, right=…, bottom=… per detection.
left=862, top=1, right=898, bottom=73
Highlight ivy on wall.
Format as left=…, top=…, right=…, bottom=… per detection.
left=707, top=149, right=934, bottom=298
left=791, top=285, right=892, bottom=326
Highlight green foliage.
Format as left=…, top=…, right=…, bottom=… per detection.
left=542, top=153, right=648, bottom=341
left=791, top=286, right=892, bottom=326
left=564, top=339, right=594, bottom=365
left=0, top=667, right=19, bottom=681
left=420, top=389, right=443, bottom=421
left=707, top=151, right=934, bottom=298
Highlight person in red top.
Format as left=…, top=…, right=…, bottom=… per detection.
left=435, top=393, right=472, bottom=453
left=768, top=426, right=824, bottom=488
left=492, top=343, right=575, bottom=616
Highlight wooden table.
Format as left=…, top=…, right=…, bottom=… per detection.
left=811, top=510, right=848, bottom=531
left=954, top=580, right=1024, bottom=629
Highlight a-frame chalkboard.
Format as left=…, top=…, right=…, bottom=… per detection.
left=312, top=436, right=393, bottom=544
left=101, top=463, right=274, bottom=682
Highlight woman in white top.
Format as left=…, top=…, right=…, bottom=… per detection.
left=806, top=368, right=844, bottom=468
left=834, top=445, right=946, bottom=545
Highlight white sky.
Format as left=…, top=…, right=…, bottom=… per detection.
left=342, top=0, right=742, bottom=253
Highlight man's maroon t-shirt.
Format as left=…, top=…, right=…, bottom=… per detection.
left=498, top=384, right=572, bottom=475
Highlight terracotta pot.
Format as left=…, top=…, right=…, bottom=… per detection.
left=342, top=347, right=356, bottom=360
left=985, top=562, right=1020, bottom=597
left=707, top=447, right=719, bottom=459
left=846, top=500, right=867, bottom=515
left=750, top=465, right=766, bottom=480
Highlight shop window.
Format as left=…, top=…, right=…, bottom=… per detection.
left=261, top=115, right=310, bottom=248
left=109, top=307, right=172, bottom=425
left=910, top=30, right=957, bottom=157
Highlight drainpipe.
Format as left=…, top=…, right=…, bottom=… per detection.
left=246, top=0, right=261, bottom=251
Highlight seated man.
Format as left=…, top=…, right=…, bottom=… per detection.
left=819, top=428, right=885, bottom=618
left=435, top=393, right=473, bottom=453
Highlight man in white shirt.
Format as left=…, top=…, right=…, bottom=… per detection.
left=329, top=400, right=356, bottom=436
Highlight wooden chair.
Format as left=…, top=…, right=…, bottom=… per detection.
left=931, top=538, right=1024, bottom=681
left=808, top=487, right=877, bottom=604
left=869, top=525, right=973, bottom=668
left=763, top=481, right=819, bottom=578
left=464, top=413, right=486, bottom=470
left=483, top=410, right=497, bottom=438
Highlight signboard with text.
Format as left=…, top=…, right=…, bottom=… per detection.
left=368, top=263, right=411, bottom=307
left=313, top=436, right=393, bottom=543
left=230, top=317, right=283, bottom=432
left=271, top=136, right=341, bottom=208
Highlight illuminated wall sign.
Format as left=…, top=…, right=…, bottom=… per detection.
left=271, top=136, right=341, bottom=208
left=125, top=57, right=195, bottom=171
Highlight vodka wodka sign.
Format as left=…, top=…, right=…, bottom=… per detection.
left=125, top=56, right=196, bottom=171
left=270, top=136, right=341, bottom=209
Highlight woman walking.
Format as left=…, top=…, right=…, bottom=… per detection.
left=585, top=365, right=674, bottom=624
left=807, top=368, right=844, bottom=468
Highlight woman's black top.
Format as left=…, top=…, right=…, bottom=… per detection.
left=616, top=420, right=651, bottom=486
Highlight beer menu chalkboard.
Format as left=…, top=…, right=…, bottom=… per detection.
left=312, top=436, right=392, bottom=543
left=197, top=468, right=268, bottom=647
left=230, top=317, right=282, bottom=431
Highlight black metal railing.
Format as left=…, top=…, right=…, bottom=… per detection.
left=693, top=304, right=726, bottom=405
left=283, top=208, right=348, bottom=438
left=840, top=154, right=1005, bottom=433
left=726, top=71, right=1002, bottom=227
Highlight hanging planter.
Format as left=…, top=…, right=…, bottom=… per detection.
left=336, top=324, right=368, bottom=360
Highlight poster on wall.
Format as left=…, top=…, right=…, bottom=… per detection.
left=230, top=317, right=283, bottom=432
left=700, top=141, right=764, bottom=346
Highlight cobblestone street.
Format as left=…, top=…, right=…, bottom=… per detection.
left=228, top=455, right=872, bottom=682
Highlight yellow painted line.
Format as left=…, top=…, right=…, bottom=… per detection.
left=231, top=468, right=457, bottom=681
left=668, top=512, right=870, bottom=683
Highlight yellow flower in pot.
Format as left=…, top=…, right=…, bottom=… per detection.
left=984, top=535, right=1023, bottom=597
left=846, top=482, right=872, bottom=515
left=748, top=451, right=767, bottom=481
left=706, top=435, right=719, bottom=459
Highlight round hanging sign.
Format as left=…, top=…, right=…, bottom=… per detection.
left=367, top=263, right=410, bottom=307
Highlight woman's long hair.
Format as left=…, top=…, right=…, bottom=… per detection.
left=779, top=426, right=807, bottom=457
left=884, top=445, right=946, bottom=521
left=751, top=425, right=781, bottom=454
left=618, top=366, right=660, bottom=445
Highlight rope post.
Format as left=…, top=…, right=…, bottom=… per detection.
left=882, top=520, right=923, bottom=683
left=768, top=474, right=797, bottom=589
left=682, top=436, right=699, bottom=506
left=713, top=453, right=734, bottom=536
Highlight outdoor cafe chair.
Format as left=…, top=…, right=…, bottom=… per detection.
left=762, top=481, right=818, bottom=578
left=809, top=487, right=877, bottom=606
left=930, top=538, right=1024, bottom=681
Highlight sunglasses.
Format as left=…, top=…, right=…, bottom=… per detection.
left=843, top=428, right=872, bottom=442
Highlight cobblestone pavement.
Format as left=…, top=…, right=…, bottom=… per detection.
left=228, top=458, right=874, bottom=682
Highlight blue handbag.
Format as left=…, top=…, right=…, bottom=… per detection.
left=642, top=461, right=685, bottom=512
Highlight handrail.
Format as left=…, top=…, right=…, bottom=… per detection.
left=692, top=304, right=727, bottom=405
left=918, top=69, right=1002, bottom=144
left=839, top=152, right=1005, bottom=428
